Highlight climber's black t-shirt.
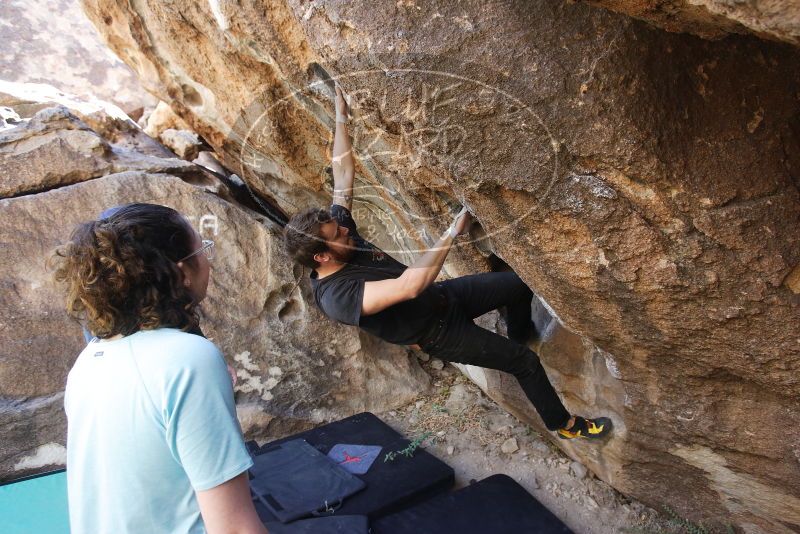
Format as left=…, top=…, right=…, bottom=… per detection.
left=310, top=204, right=441, bottom=345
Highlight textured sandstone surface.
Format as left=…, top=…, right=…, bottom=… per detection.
left=78, top=1, right=800, bottom=529
left=0, top=100, right=429, bottom=481
left=143, top=100, right=193, bottom=138
left=0, top=105, right=202, bottom=197
left=159, top=128, right=204, bottom=160
left=0, top=80, right=175, bottom=158
left=587, top=1, right=800, bottom=45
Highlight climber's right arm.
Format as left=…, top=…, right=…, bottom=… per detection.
left=332, top=85, right=354, bottom=211
left=361, top=211, right=472, bottom=316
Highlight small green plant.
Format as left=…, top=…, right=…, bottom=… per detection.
left=619, top=507, right=734, bottom=534
left=431, top=403, right=447, bottom=413
left=663, top=506, right=710, bottom=534
left=384, top=432, right=433, bottom=462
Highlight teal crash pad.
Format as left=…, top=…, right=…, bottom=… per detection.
left=0, top=470, right=69, bottom=534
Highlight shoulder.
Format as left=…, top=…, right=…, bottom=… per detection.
left=315, top=276, right=364, bottom=325
left=133, top=328, right=219, bottom=353
left=316, top=272, right=363, bottom=296
left=132, top=328, right=225, bottom=374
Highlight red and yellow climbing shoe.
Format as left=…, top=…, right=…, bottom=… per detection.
left=557, top=416, right=613, bottom=440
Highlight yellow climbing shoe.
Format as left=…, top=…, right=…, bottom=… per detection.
left=557, top=416, right=613, bottom=440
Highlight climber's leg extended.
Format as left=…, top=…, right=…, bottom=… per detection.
left=423, top=302, right=569, bottom=431
left=424, top=282, right=613, bottom=439
left=438, top=271, right=537, bottom=343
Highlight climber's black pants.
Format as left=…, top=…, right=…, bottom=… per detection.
left=421, top=272, right=571, bottom=431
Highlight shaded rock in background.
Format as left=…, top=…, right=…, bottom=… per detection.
left=0, top=0, right=156, bottom=114
left=586, top=0, right=800, bottom=45
left=0, top=106, right=111, bottom=197
left=0, top=105, right=211, bottom=198
left=160, top=128, right=203, bottom=161
left=0, top=80, right=174, bottom=159
left=194, top=150, right=233, bottom=177
left=0, top=106, right=22, bottom=131
left=78, top=0, right=800, bottom=529
left=143, top=100, right=192, bottom=138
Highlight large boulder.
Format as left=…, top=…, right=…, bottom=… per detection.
left=0, top=105, right=204, bottom=197
left=159, top=128, right=204, bottom=161
left=80, top=0, right=800, bottom=530
left=0, top=80, right=175, bottom=158
left=143, top=100, right=193, bottom=138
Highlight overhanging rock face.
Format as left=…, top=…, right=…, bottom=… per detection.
left=81, top=0, right=800, bottom=529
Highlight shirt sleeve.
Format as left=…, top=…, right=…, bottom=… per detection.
left=319, top=277, right=365, bottom=326
left=330, top=204, right=360, bottom=238
left=163, top=340, right=254, bottom=491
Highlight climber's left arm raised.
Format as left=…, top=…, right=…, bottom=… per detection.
left=331, top=84, right=354, bottom=211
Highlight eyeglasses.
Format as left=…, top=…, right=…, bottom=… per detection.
left=179, top=239, right=215, bottom=262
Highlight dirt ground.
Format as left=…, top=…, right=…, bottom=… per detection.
left=378, top=360, right=695, bottom=534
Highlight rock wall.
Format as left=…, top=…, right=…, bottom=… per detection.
left=78, top=1, right=800, bottom=530
left=0, top=100, right=429, bottom=481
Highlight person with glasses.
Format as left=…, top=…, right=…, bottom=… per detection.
left=283, top=85, right=612, bottom=442
left=53, top=203, right=266, bottom=534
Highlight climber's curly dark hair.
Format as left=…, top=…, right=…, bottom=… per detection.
left=52, top=203, right=201, bottom=339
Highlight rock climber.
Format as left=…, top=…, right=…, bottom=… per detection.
left=283, top=84, right=612, bottom=441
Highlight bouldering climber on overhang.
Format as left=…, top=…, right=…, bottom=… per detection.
left=283, top=84, right=612, bottom=441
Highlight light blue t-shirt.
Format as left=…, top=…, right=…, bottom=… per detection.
left=65, top=328, right=254, bottom=534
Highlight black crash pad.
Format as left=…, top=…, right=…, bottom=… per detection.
left=263, top=515, right=369, bottom=534
left=251, top=412, right=454, bottom=520
left=250, top=439, right=366, bottom=522
left=371, top=474, right=573, bottom=534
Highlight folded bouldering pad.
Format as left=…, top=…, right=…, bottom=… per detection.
left=252, top=412, right=454, bottom=520
left=250, top=438, right=366, bottom=523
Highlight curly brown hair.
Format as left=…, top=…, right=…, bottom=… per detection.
left=52, top=203, right=201, bottom=339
